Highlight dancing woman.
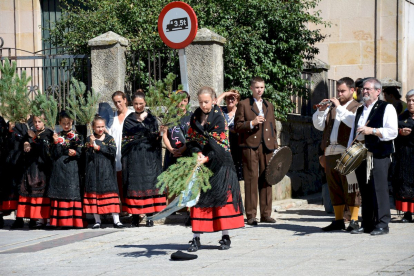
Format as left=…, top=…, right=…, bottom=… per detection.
left=186, top=86, right=244, bottom=252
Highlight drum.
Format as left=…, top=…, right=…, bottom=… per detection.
left=265, top=146, right=292, bottom=185
left=334, top=142, right=367, bottom=175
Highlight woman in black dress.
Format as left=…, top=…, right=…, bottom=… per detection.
left=186, top=86, right=244, bottom=252
left=393, top=90, right=414, bottom=222
left=83, top=115, right=123, bottom=229
left=48, top=111, right=85, bottom=228
left=122, top=91, right=166, bottom=227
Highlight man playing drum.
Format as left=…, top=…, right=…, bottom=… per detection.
left=235, top=77, right=278, bottom=225
left=313, top=77, right=361, bottom=232
left=348, top=78, right=398, bottom=236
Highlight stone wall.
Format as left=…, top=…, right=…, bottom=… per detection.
left=280, top=114, right=325, bottom=197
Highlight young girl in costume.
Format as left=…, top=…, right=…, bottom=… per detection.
left=83, top=115, right=123, bottom=229
left=48, top=111, right=85, bottom=228
left=15, top=114, right=54, bottom=229
left=186, top=86, right=245, bottom=252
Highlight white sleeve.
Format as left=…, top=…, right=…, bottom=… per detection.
left=312, top=108, right=329, bottom=131
left=378, top=104, right=398, bottom=141
left=336, top=105, right=356, bottom=128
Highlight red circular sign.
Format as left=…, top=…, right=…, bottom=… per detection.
left=158, top=2, right=198, bottom=49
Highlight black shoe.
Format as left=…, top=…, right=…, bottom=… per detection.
left=321, top=220, right=345, bottom=231
left=10, top=218, right=24, bottom=229
left=247, top=218, right=258, bottom=226
left=370, top=227, right=389, bottom=236
left=92, top=222, right=101, bottom=229
left=188, top=237, right=201, bottom=252
left=131, top=215, right=141, bottom=227
left=218, top=235, right=231, bottom=250
left=146, top=219, right=154, bottom=227
left=28, top=219, right=37, bottom=229
left=0, top=216, right=4, bottom=229
left=401, top=212, right=413, bottom=223
left=260, top=217, right=276, bottom=223
left=113, top=222, right=125, bottom=228
left=346, top=220, right=360, bottom=232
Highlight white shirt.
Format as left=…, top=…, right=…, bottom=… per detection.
left=312, top=100, right=356, bottom=144
left=250, top=98, right=264, bottom=129
left=347, top=100, right=398, bottom=147
left=109, top=108, right=133, bottom=171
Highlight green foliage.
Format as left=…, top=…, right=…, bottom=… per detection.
left=66, top=78, right=100, bottom=134
left=145, top=72, right=189, bottom=126
left=46, top=0, right=328, bottom=120
left=157, top=154, right=212, bottom=204
left=32, top=93, right=59, bottom=129
left=0, top=58, right=33, bottom=123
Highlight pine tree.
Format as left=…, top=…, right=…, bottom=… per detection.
left=0, top=58, right=33, bottom=123
left=66, top=78, right=100, bottom=135
left=145, top=73, right=189, bottom=129
left=157, top=154, right=212, bottom=205
left=32, top=92, right=58, bottom=130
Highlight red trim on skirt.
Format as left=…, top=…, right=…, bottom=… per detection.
left=396, top=200, right=414, bottom=213
left=49, top=199, right=86, bottom=228
left=83, top=192, right=120, bottom=214
left=16, top=196, right=51, bottom=219
left=191, top=195, right=245, bottom=233
left=0, top=200, right=18, bottom=212
left=122, top=195, right=166, bottom=215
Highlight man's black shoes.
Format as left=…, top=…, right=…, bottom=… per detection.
left=346, top=220, right=360, bottom=232
left=322, top=220, right=345, bottom=231
left=370, top=227, right=389, bottom=236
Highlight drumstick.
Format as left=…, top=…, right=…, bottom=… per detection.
left=350, top=120, right=370, bottom=145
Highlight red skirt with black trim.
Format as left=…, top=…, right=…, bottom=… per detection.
left=83, top=192, right=120, bottom=214
left=396, top=200, right=414, bottom=213
left=16, top=196, right=51, bottom=219
left=49, top=199, right=85, bottom=228
left=122, top=195, right=166, bottom=215
left=191, top=194, right=245, bottom=233
left=0, top=200, right=18, bottom=213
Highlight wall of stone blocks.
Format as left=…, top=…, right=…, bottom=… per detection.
left=280, top=114, right=325, bottom=197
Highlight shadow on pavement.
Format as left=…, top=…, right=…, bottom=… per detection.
left=115, top=243, right=220, bottom=258
left=249, top=223, right=323, bottom=236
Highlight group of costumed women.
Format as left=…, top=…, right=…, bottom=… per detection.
left=0, top=86, right=245, bottom=251
left=0, top=111, right=123, bottom=229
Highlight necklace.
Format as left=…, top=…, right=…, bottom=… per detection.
left=135, top=110, right=145, bottom=115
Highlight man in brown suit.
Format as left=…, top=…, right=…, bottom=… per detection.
left=235, top=77, right=278, bottom=225
left=313, top=77, right=361, bottom=232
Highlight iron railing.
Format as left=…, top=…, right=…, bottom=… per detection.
left=125, top=48, right=181, bottom=98
left=0, top=41, right=91, bottom=112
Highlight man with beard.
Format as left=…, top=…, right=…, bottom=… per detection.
left=348, top=78, right=398, bottom=236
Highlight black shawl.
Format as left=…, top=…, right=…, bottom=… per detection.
left=84, top=134, right=118, bottom=194
left=186, top=105, right=243, bottom=211
left=48, top=130, right=84, bottom=200
left=18, top=128, right=54, bottom=197
left=121, top=112, right=163, bottom=198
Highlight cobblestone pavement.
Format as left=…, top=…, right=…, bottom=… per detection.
left=0, top=199, right=413, bottom=276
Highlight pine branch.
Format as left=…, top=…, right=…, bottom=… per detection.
left=156, top=154, right=212, bottom=202
left=32, top=92, right=58, bottom=129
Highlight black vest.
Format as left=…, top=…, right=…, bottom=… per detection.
left=353, top=100, right=394, bottom=158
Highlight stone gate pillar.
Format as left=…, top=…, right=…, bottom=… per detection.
left=185, top=28, right=226, bottom=107
left=88, top=31, right=128, bottom=104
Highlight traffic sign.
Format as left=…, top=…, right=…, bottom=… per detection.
left=158, top=2, right=198, bottom=49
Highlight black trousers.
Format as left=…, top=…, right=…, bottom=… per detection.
left=355, top=156, right=391, bottom=229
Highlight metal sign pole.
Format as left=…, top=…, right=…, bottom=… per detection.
left=178, top=48, right=189, bottom=94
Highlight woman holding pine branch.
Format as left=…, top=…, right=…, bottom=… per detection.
left=163, top=90, right=192, bottom=170
left=121, top=91, right=166, bottom=227
left=48, top=111, right=85, bottom=229
left=185, top=86, right=245, bottom=252
left=15, top=114, right=54, bottom=229
left=83, top=115, right=123, bottom=229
